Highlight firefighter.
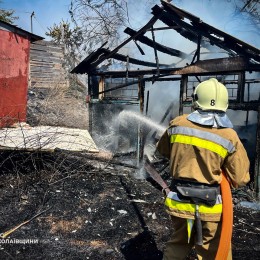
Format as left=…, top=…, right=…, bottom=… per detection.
left=156, top=78, right=250, bottom=260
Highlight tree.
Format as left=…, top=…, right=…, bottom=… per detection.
left=46, top=20, right=84, bottom=71
left=47, top=0, right=259, bottom=68
left=0, top=1, right=18, bottom=24
left=46, top=0, right=136, bottom=70
left=46, top=20, right=83, bottom=53
left=239, top=0, right=259, bottom=24
left=69, top=0, right=130, bottom=53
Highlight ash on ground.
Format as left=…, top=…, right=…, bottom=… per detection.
left=0, top=151, right=259, bottom=259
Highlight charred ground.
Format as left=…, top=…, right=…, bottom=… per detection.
left=0, top=84, right=258, bottom=259
left=0, top=151, right=259, bottom=260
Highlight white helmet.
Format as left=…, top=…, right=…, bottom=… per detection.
left=192, top=78, right=229, bottom=112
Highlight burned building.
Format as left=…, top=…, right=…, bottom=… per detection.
left=71, top=1, right=260, bottom=195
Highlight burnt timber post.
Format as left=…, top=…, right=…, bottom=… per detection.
left=255, top=106, right=260, bottom=199
left=88, top=75, right=93, bottom=135
left=237, top=72, right=245, bottom=103
left=137, top=78, right=145, bottom=166
left=179, top=75, right=188, bottom=115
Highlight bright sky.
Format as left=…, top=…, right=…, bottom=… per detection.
left=1, top=0, right=259, bottom=47
left=1, top=0, right=71, bottom=39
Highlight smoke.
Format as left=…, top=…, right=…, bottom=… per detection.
left=145, top=81, right=180, bottom=124
left=118, top=0, right=260, bottom=126
left=177, top=0, right=259, bottom=48
left=118, top=110, right=166, bottom=133
left=91, top=0, right=259, bottom=170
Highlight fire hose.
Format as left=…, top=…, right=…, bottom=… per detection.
left=215, top=172, right=233, bottom=260
left=144, top=161, right=233, bottom=259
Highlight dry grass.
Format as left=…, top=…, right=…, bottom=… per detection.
left=27, top=79, right=88, bottom=129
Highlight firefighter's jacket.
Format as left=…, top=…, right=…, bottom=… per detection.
left=157, top=112, right=250, bottom=221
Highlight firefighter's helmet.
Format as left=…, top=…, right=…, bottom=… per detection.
left=192, top=78, right=229, bottom=112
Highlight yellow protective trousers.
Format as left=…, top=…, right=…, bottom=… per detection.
left=163, top=216, right=232, bottom=260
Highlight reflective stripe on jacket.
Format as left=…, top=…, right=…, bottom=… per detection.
left=157, top=114, right=250, bottom=187
left=165, top=191, right=222, bottom=221
left=156, top=114, right=250, bottom=221
left=168, top=126, right=235, bottom=159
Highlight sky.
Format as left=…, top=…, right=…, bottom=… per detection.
left=0, top=0, right=72, bottom=39
left=0, top=0, right=259, bottom=48
left=1, top=0, right=258, bottom=127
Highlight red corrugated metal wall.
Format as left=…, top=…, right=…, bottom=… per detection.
left=0, top=30, right=30, bottom=128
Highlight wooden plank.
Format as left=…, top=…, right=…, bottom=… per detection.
left=30, top=50, right=64, bottom=56
left=0, top=126, right=98, bottom=153
left=31, top=76, right=67, bottom=80
left=30, top=61, right=65, bottom=68
left=30, top=60, right=57, bottom=65
left=124, top=27, right=186, bottom=57
left=30, top=44, right=64, bottom=53
left=30, top=76, right=67, bottom=80
left=254, top=106, right=260, bottom=198
left=31, top=80, right=67, bottom=84
left=31, top=57, right=63, bottom=64
left=30, top=60, right=60, bottom=66
left=30, top=68, right=65, bottom=73
left=171, top=57, right=250, bottom=75
left=33, top=40, right=64, bottom=47
left=30, top=51, right=63, bottom=58
left=30, top=52, right=64, bottom=59
left=31, top=81, right=68, bottom=85
left=30, top=40, right=69, bottom=89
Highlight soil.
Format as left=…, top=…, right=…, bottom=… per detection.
left=0, top=150, right=259, bottom=260
left=0, top=83, right=258, bottom=259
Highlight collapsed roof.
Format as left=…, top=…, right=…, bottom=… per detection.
left=71, top=0, right=260, bottom=76
left=71, top=1, right=260, bottom=195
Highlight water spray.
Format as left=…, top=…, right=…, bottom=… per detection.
left=118, top=110, right=166, bottom=179
left=118, top=110, right=166, bottom=134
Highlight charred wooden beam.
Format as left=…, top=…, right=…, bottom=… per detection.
left=71, top=48, right=170, bottom=74
left=195, top=23, right=257, bottom=62
left=171, top=57, right=260, bottom=75
left=89, top=12, right=164, bottom=69
left=151, top=26, right=160, bottom=75
left=191, top=35, right=201, bottom=64
left=152, top=5, right=199, bottom=46
left=158, top=7, right=235, bottom=57
left=161, top=1, right=201, bottom=23
left=179, top=75, right=188, bottom=115
left=95, top=79, right=140, bottom=96
left=71, top=12, right=165, bottom=74
left=254, top=106, right=260, bottom=198
left=147, top=26, right=181, bottom=31
left=89, top=68, right=178, bottom=77
left=107, top=50, right=169, bottom=67
left=228, top=101, right=260, bottom=111
left=160, top=1, right=260, bottom=63
left=71, top=48, right=107, bottom=74
left=89, top=57, right=260, bottom=78
left=237, top=72, right=246, bottom=103
left=124, top=27, right=187, bottom=58
left=93, top=74, right=181, bottom=97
